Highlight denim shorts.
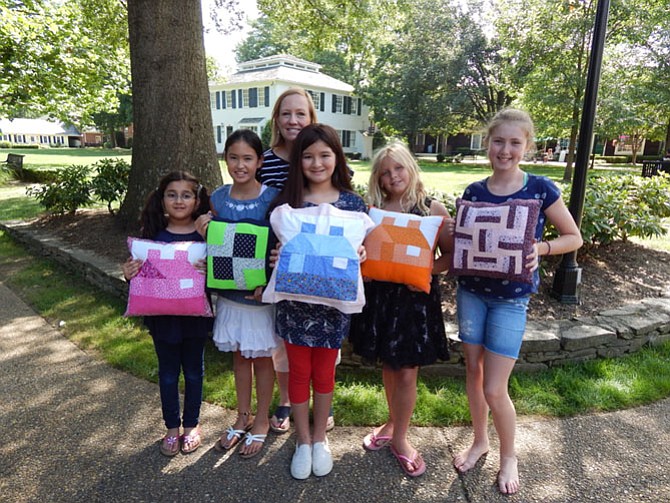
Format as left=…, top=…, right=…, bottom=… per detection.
left=456, top=288, right=530, bottom=359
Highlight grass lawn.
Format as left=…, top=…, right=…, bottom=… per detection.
left=0, top=147, right=132, bottom=170
left=1, top=152, right=669, bottom=426
left=0, top=228, right=668, bottom=426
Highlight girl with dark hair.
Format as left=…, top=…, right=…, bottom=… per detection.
left=122, top=170, right=211, bottom=457
left=195, top=129, right=281, bottom=458
left=269, top=123, right=367, bottom=480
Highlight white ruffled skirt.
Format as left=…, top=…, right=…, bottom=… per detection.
left=212, top=297, right=280, bottom=358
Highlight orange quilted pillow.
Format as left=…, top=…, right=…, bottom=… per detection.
left=361, top=207, right=445, bottom=293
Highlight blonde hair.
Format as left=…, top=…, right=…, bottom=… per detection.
left=270, top=88, right=318, bottom=149
left=483, top=108, right=536, bottom=152
left=368, top=141, right=429, bottom=214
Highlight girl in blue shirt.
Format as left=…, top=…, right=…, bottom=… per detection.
left=452, top=109, right=582, bottom=495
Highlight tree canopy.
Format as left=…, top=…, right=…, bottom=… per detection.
left=0, top=0, right=130, bottom=126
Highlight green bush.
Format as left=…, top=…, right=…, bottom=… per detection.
left=12, top=167, right=59, bottom=183
left=0, top=141, right=11, bottom=148
left=549, top=173, right=670, bottom=246
left=26, top=164, right=93, bottom=215
left=90, top=158, right=131, bottom=215
left=9, top=144, right=40, bottom=149
left=436, top=153, right=445, bottom=163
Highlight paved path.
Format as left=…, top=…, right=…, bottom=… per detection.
left=1, top=281, right=669, bottom=502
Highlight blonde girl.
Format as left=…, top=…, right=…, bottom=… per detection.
left=452, top=109, right=582, bottom=494
left=350, top=141, right=452, bottom=477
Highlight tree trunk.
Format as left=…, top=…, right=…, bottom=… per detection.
left=119, top=0, right=221, bottom=229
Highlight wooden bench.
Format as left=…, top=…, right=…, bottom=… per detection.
left=641, top=160, right=670, bottom=177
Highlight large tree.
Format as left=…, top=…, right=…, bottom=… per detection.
left=118, top=0, right=222, bottom=228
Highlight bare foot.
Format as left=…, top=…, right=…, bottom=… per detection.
left=453, top=442, right=489, bottom=473
left=497, top=456, right=519, bottom=495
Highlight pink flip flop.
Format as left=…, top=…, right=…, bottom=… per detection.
left=390, top=445, right=426, bottom=477
left=363, top=431, right=392, bottom=451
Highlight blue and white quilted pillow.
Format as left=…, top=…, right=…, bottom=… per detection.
left=262, top=203, right=375, bottom=313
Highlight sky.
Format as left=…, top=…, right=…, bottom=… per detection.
left=201, top=0, right=259, bottom=73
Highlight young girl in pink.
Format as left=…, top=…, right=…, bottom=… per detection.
left=122, top=171, right=211, bottom=457
left=350, top=141, right=452, bottom=477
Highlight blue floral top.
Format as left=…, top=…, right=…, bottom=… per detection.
left=457, top=174, right=561, bottom=298
left=274, top=191, right=368, bottom=349
left=209, top=184, right=280, bottom=305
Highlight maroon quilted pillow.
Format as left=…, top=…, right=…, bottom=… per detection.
left=450, top=198, right=542, bottom=284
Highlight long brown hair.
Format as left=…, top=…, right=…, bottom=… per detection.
left=269, top=124, right=353, bottom=211
left=140, top=171, right=210, bottom=239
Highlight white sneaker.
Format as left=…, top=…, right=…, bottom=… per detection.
left=312, top=441, right=333, bottom=477
left=291, top=443, right=312, bottom=480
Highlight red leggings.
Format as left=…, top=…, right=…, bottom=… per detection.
left=284, top=342, right=339, bottom=403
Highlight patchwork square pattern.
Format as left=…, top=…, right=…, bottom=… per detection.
left=361, top=207, right=445, bottom=293
left=124, top=238, right=212, bottom=317
left=262, top=203, right=375, bottom=314
left=450, top=198, right=541, bottom=284
left=206, top=218, right=273, bottom=291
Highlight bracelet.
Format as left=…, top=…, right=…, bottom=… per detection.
left=545, top=241, right=552, bottom=256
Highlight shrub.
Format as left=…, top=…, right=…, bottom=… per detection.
left=26, top=164, right=93, bottom=215
left=10, top=144, right=40, bottom=149
left=545, top=173, right=670, bottom=246
left=90, top=158, right=131, bottom=215
left=0, top=141, right=11, bottom=148
left=436, top=153, right=445, bottom=163
left=17, top=168, right=60, bottom=183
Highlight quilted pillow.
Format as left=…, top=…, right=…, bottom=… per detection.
left=451, top=198, right=542, bottom=284
left=361, top=207, right=445, bottom=293
left=206, top=217, right=274, bottom=292
left=262, top=203, right=375, bottom=314
left=124, top=238, right=213, bottom=317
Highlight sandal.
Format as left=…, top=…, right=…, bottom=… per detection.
left=363, top=430, right=392, bottom=451
left=270, top=405, right=291, bottom=434
left=181, top=427, right=202, bottom=454
left=214, top=413, right=253, bottom=451
left=390, top=444, right=426, bottom=477
left=239, top=432, right=267, bottom=459
left=159, top=434, right=180, bottom=457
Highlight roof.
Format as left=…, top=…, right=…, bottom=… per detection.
left=0, top=118, right=80, bottom=135
left=212, top=54, right=354, bottom=94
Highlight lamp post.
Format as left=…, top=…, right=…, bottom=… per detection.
left=551, top=0, right=611, bottom=303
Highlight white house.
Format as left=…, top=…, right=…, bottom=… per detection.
left=209, top=54, right=373, bottom=158
left=0, top=118, right=82, bottom=147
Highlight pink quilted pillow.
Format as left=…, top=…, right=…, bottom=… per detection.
left=124, top=238, right=213, bottom=317
left=451, top=198, right=541, bottom=284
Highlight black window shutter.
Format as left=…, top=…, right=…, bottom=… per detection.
left=222, top=90, right=226, bottom=109
left=332, top=94, right=337, bottom=113
left=320, top=92, right=325, bottom=112
left=238, top=89, right=243, bottom=108
left=215, top=92, right=220, bottom=109
left=265, top=86, right=270, bottom=106
left=232, top=90, right=237, bottom=108
left=357, top=98, right=362, bottom=115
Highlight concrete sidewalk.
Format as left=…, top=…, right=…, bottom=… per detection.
left=1, top=281, right=669, bottom=503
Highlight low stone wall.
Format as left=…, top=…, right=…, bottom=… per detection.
left=3, top=220, right=670, bottom=375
